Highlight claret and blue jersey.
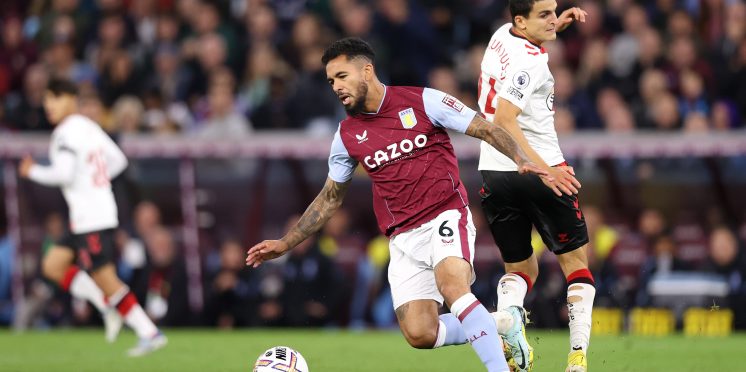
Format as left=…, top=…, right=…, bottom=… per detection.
left=327, top=85, right=477, bottom=237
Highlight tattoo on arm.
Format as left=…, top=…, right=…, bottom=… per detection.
left=280, top=178, right=350, bottom=249
left=465, top=115, right=528, bottom=164
left=395, top=303, right=410, bottom=322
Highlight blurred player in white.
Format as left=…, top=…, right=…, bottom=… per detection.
left=476, top=1, right=593, bottom=371
left=18, top=78, right=166, bottom=357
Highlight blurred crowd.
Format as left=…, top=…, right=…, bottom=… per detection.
left=1, top=0, right=745, bottom=136
left=2, top=199, right=745, bottom=330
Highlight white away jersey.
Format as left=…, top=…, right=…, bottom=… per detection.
left=477, top=23, right=565, bottom=171
left=29, top=114, right=128, bottom=233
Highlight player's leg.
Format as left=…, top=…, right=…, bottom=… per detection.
left=522, top=171, right=592, bottom=372
left=435, top=257, right=509, bottom=372
left=83, top=230, right=165, bottom=356
left=41, top=244, right=109, bottom=316
left=394, top=299, right=440, bottom=348
left=433, top=208, right=509, bottom=371
left=480, top=171, right=536, bottom=371
left=557, top=246, right=594, bottom=372
left=390, top=229, right=466, bottom=349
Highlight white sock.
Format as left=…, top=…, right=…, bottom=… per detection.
left=451, top=293, right=510, bottom=371
left=69, top=271, right=107, bottom=313
left=110, top=287, right=159, bottom=339
left=125, top=305, right=159, bottom=339
left=496, top=273, right=529, bottom=310
left=567, top=283, right=595, bottom=352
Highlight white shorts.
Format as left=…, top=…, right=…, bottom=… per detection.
left=388, top=207, right=476, bottom=310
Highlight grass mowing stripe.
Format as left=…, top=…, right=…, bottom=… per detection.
left=0, top=329, right=743, bottom=371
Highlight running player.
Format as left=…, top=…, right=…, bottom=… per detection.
left=18, top=78, right=167, bottom=357
left=247, top=37, right=557, bottom=372
left=476, top=1, right=593, bottom=371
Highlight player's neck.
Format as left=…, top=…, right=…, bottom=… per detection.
left=363, top=81, right=386, bottom=114
left=510, top=26, right=543, bottom=47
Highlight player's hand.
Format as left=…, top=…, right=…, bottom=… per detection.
left=246, top=239, right=291, bottom=268
left=517, top=161, right=552, bottom=179
left=544, top=167, right=581, bottom=196
left=556, top=7, right=587, bottom=32
left=18, top=155, right=35, bottom=178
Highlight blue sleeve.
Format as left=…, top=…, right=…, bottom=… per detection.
left=422, top=88, right=477, bottom=133
left=327, top=126, right=358, bottom=183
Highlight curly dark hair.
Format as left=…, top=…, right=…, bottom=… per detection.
left=321, top=37, right=375, bottom=66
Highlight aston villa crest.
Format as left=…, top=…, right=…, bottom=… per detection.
left=398, top=108, right=417, bottom=129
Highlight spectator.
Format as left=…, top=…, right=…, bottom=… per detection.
left=663, top=37, right=713, bottom=94
left=281, top=12, right=330, bottom=69
left=146, top=43, right=193, bottom=104
left=280, top=215, right=344, bottom=327
left=552, top=65, right=600, bottom=129
left=287, top=46, right=341, bottom=134
left=45, top=39, right=98, bottom=87
left=193, top=69, right=252, bottom=138
left=635, top=234, right=691, bottom=306
left=702, top=227, right=746, bottom=328
left=111, top=95, right=145, bottom=134
left=583, top=205, right=621, bottom=306
left=710, top=100, right=741, bottom=131
left=633, top=68, right=669, bottom=129
left=650, top=92, right=682, bottom=130
left=4, top=63, right=53, bottom=131
left=0, top=14, right=38, bottom=93
left=683, top=112, right=709, bottom=133
left=607, top=4, right=649, bottom=99
left=98, top=49, right=141, bottom=106
left=576, top=38, right=615, bottom=98
left=562, top=0, right=610, bottom=67
left=203, top=239, right=260, bottom=328
left=129, top=0, right=158, bottom=49
left=604, top=105, right=636, bottom=133
left=678, top=69, right=709, bottom=118
left=638, top=208, right=669, bottom=245
left=85, top=13, right=131, bottom=74
left=554, top=107, right=576, bottom=135
left=132, top=226, right=191, bottom=326
left=244, top=4, right=279, bottom=48
left=374, top=0, right=439, bottom=85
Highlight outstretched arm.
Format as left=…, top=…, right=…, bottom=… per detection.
left=246, top=177, right=351, bottom=267
left=465, top=113, right=532, bottom=169
left=20, top=152, right=75, bottom=186
left=484, top=97, right=580, bottom=196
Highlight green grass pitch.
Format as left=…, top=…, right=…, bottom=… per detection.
left=0, top=329, right=743, bottom=371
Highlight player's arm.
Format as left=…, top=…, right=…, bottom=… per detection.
left=247, top=126, right=356, bottom=268
left=464, top=114, right=549, bottom=178
left=421, top=87, right=548, bottom=179
left=245, top=177, right=351, bottom=268
left=19, top=150, right=75, bottom=186
left=101, top=134, right=128, bottom=178
left=493, top=97, right=580, bottom=196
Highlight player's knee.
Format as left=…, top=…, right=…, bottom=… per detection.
left=403, top=328, right=437, bottom=349
left=437, top=282, right=470, bottom=305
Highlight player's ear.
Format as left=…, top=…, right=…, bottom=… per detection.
left=363, top=63, right=374, bottom=81
left=515, top=15, right=527, bottom=30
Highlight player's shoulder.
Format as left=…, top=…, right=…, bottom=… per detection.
left=492, top=24, right=548, bottom=59
left=390, top=85, right=424, bottom=99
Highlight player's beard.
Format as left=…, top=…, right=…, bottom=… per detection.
left=345, top=81, right=369, bottom=115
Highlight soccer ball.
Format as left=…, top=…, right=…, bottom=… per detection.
left=253, top=346, right=309, bottom=372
